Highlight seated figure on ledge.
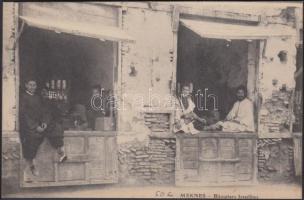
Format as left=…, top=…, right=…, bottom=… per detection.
left=204, top=85, right=255, bottom=132
left=173, top=84, right=207, bottom=135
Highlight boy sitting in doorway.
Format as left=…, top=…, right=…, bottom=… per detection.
left=20, top=78, right=67, bottom=179
left=173, top=83, right=207, bottom=134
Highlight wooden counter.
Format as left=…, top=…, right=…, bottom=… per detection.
left=175, top=131, right=257, bottom=186
left=21, top=131, right=118, bottom=188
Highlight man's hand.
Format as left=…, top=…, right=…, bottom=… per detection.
left=175, top=120, right=182, bottom=130
left=36, top=126, right=44, bottom=133
left=199, top=118, right=207, bottom=124
left=231, top=119, right=240, bottom=124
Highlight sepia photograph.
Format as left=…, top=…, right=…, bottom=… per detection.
left=1, top=1, right=303, bottom=199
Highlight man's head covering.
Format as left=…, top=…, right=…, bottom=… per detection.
left=236, top=85, right=247, bottom=97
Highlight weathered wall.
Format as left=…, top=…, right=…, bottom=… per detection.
left=258, top=37, right=297, bottom=136
left=118, top=138, right=175, bottom=185
left=2, top=3, right=21, bottom=195
left=2, top=135, right=21, bottom=195
left=117, top=7, right=175, bottom=140
left=21, top=2, right=119, bottom=27
left=257, top=139, right=295, bottom=182
left=115, top=8, right=177, bottom=185
left=2, top=3, right=18, bottom=131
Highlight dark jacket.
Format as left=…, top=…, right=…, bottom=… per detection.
left=19, top=92, right=51, bottom=141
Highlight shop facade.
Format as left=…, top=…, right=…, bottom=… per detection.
left=2, top=2, right=302, bottom=193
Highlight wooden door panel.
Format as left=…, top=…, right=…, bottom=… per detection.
left=87, top=136, right=107, bottom=180
left=176, top=133, right=257, bottom=186
left=183, top=161, right=198, bottom=169
left=199, top=162, right=218, bottom=183
left=200, top=138, right=217, bottom=159
left=64, top=137, right=86, bottom=154
left=105, top=137, right=118, bottom=179
left=89, top=161, right=106, bottom=180
left=220, top=163, right=236, bottom=182
left=183, top=169, right=200, bottom=182
left=219, top=139, right=235, bottom=159
left=88, top=137, right=106, bottom=159
left=21, top=131, right=118, bottom=188
left=58, top=162, right=86, bottom=181
left=182, top=138, right=198, bottom=146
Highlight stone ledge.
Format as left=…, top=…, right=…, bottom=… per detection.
left=149, top=132, right=175, bottom=139
left=292, top=132, right=302, bottom=138
left=258, top=132, right=292, bottom=139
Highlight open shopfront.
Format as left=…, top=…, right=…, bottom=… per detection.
left=174, top=18, right=296, bottom=186
left=17, top=3, right=134, bottom=187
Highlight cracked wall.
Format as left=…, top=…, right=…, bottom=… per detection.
left=258, top=36, right=297, bottom=136
left=257, top=139, right=295, bottom=182
left=2, top=3, right=18, bottom=132
left=118, top=138, right=176, bottom=186
left=118, top=7, right=175, bottom=141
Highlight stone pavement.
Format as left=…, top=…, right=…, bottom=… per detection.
left=2, top=183, right=302, bottom=199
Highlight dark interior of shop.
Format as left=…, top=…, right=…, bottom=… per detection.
left=19, top=25, right=116, bottom=130
left=176, top=24, right=249, bottom=122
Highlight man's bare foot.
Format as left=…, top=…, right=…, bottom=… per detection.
left=57, top=147, right=67, bottom=163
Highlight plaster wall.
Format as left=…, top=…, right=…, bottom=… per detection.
left=2, top=3, right=18, bottom=132
left=117, top=7, right=175, bottom=141
left=258, top=37, right=297, bottom=136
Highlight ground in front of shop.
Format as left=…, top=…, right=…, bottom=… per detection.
left=2, top=183, right=302, bottom=199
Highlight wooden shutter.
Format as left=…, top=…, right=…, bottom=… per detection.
left=20, top=131, right=118, bottom=188
left=175, top=132, right=257, bottom=186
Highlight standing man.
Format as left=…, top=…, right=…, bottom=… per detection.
left=20, top=78, right=66, bottom=179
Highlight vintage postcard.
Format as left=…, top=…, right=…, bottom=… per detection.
left=2, top=1, right=303, bottom=199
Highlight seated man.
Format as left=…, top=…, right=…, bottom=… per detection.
left=204, top=85, right=255, bottom=132
left=86, top=85, right=106, bottom=130
left=71, top=104, right=89, bottom=130
left=173, top=84, right=206, bottom=134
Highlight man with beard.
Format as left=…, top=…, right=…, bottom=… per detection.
left=204, top=85, right=254, bottom=132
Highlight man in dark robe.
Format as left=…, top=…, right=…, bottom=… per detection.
left=20, top=79, right=66, bottom=179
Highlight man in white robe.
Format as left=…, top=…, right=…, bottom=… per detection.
left=173, top=85, right=206, bottom=134
left=205, top=85, right=255, bottom=132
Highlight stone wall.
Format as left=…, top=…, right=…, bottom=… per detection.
left=260, top=90, right=294, bottom=133
left=257, top=138, right=295, bottom=182
left=118, top=137, right=176, bottom=185
left=144, top=113, right=171, bottom=132
left=258, top=37, right=297, bottom=137
left=2, top=135, right=21, bottom=195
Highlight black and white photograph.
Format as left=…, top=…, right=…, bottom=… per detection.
left=2, top=1, right=303, bottom=199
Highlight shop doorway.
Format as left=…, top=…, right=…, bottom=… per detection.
left=19, top=24, right=118, bottom=187
left=176, top=23, right=254, bottom=122
left=174, top=19, right=260, bottom=186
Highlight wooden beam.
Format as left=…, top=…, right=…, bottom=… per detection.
left=89, top=2, right=261, bottom=23
left=179, top=6, right=260, bottom=23
left=172, top=5, right=180, bottom=32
